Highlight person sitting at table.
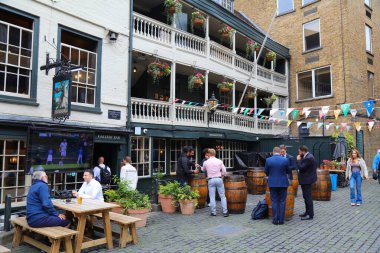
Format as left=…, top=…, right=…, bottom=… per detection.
left=26, top=171, right=70, bottom=228
left=73, top=169, right=104, bottom=201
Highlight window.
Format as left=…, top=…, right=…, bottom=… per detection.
left=153, top=138, right=166, bottom=174
left=302, top=0, right=318, bottom=6
left=131, top=137, right=150, bottom=177
left=0, top=8, right=34, bottom=97
left=303, top=19, right=321, bottom=51
left=365, top=0, right=371, bottom=8
left=215, top=141, right=247, bottom=169
left=277, top=0, right=293, bottom=15
left=278, top=97, right=286, bottom=109
left=170, top=139, right=197, bottom=174
left=59, top=27, right=101, bottom=107
left=368, top=71, right=375, bottom=97
left=365, top=25, right=372, bottom=53
left=0, top=139, right=26, bottom=204
left=297, top=66, right=332, bottom=100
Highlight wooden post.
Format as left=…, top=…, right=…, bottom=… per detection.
left=102, top=211, right=113, bottom=250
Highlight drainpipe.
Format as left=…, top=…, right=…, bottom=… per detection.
left=287, top=59, right=291, bottom=137
left=126, top=0, right=134, bottom=156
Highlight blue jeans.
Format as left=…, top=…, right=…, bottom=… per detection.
left=208, top=178, right=228, bottom=214
left=350, top=171, right=362, bottom=204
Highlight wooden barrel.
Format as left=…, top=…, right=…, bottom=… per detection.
left=292, top=170, right=299, bottom=197
left=265, top=185, right=296, bottom=219
left=312, top=169, right=332, bottom=201
left=224, top=175, right=247, bottom=214
left=246, top=167, right=267, bottom=195
left=188, top=174, right=208, bottom=208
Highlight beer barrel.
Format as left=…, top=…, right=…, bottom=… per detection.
left=224, top=175, right=247, bottom=214
left=246, top=167, right=267, bottom=195
left=292, top=170, right=299, bottom=197
left=312, top=169, right=332, bottom=201
left=188, top=174, right=208, bottom=208
left=265, top=185, right=296, bottom=219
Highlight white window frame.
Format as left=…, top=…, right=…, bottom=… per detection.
left=0, top=20, right=33, bottom=98
left=152, top=138, right=166, bottom=174
left=365, top=25, right=372, bottom=53
left=365, top=0, right=372, bottom=8
left=303, top=19, right=321, bottom=52
left=277, top=0, right=294, bottom=15
left=296, top=65, right=332, bottom=101
left=216, top=141, right=247, bottom=169
left=169, top=139, right=197, bottom=175
left=131, top=136, right=151, bottom=178
left=302, top=0, right=318, bottom=6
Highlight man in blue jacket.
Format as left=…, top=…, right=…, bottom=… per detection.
left=26, top=171, right=70, bottom=228
left=372, top=149, right=380, bottom=183
left=265, top=146, right=291, bottom=225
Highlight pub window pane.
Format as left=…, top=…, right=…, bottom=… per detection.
left=315, top=67, right=331, bottom=97
left=302, top=0, right=317, bottom=6
left=5, top=73, right=17, bottom=93
left=297, top=66, right=332, bottom=100
left=87, top=88, right=94, bottom=104
left=0, top=24, right=7, bottom=43
left=18, top=75, right=29, bottom=95
left=277, top=0, right=293, bottom=15
left=297, top=71, right=313, bottom=100
left=365, top=25, right=372, bottom=52
left=21, top=30, right=32, bottom=49
left=365, top=0, right=371, bottom=7
left=303, top=19, right=320, bottom=51
left=0, top=72, right=4, bottom=91
left=9, top=27, right=20, bottom=46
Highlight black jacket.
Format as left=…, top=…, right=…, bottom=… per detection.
left=297, top=152, right=317, bottom=185
left=176, top=154, right=195, bottom=181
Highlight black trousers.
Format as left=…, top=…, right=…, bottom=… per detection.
left=301, top=184, right=314, bottom=217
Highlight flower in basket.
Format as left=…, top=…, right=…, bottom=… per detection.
left=188, top=72, right=205, bottom=91
left=266, top=51, right=276, bottom=61
left=217, top=81, right=234, bottom=92
left=245, top=40, right=260, bottom=58
left=164, top=0, right=183, bottom=23
left=191, top=11, right=206, bottom=33
left=218, top=25, right=235, bottom=47
left=147, top=61, right=171, bottom=84
left=263, top=94, right=278, bottom=107
left=245, top=91, right=257, bottom=100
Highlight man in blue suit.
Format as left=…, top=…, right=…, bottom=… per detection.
left=280, top=145, right=297, bottom=172
left=265, top=146, right=291, bottom=225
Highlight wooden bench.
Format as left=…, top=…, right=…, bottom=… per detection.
left=11, top=217, right=77, bottom=253
left=93, top=212, right=141, bottom=248
left=0, top=245, right=11, bottom=253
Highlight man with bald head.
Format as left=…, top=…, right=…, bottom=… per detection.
left=93, top=156, right=111, bottom=188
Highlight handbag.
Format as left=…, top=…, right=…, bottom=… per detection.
left=373, top=171, right=378, bottom=180
left=251, top=199, right=268, bottom=220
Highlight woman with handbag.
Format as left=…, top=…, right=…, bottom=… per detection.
left=345, top=149, right=368, bottom=206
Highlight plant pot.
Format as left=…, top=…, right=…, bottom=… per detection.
left=193, top=78, right=203, bottom=87
left=179, top=199, right=196, bottom=215
left=110, top=202, right=124, bottom=214
left=221, top=32, right=230, bottom=40
left=193, top=18, right=204, bottom=26
left=246, top=95, right=255, bottom=100
left=220, top=87, right=230, bottom=93
left=127, top=208, right=150, bottom=227
left=266, top=56, right=275, bottom=62
left=168, top=5, right=176, bottom=14
left=255, top=47, right=260, bottom=52
left=158, top=194, right=176, bottom=213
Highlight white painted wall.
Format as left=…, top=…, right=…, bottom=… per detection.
left=0, top=0, right=130, bottom=128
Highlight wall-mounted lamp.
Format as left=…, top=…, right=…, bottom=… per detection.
left=108, top=31, right=118, bottom=42
left=133, top=66, right=137, bottom=73
left=206, top=91, right=218, bottom=127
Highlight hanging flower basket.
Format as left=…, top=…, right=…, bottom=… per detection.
left=245, top=91, right=257, bottom=100
left=191, top=11, right=206, bottom=33
left=188, top=72, right=205, bottom=91
left=164, top=0, right=183, bottom=23
left=266, top=51, right=276, bottom=62
left=217, top=81, right=234, bottom=93
left=147, top=61, right=171, bottom=84
left=263, top=94, right=278, bottom=107
left=218, top=25, right=235, bottom=48
left=245, top=40, right=260, bottom=59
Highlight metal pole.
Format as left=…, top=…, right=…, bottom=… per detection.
left=4, top=194, right=12, bottom=231
left=154, top=178, right=159, bottom=204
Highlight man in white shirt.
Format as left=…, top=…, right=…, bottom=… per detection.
left=73, top=169, right=104, bottom=201
left=93, top=156, right=111, bottom=188
left=120, top=156, right=138, bottom=190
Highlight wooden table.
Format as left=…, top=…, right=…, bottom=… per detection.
left=53, top=199, right=118, bottom=253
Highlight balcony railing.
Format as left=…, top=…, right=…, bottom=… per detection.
left=133, top=12, right=287, bottom=88
left=131, top=98, right=288, bottom=135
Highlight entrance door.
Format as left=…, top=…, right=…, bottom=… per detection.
left=93, top=143, right=120, bottom=177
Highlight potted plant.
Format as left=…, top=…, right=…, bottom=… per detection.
left=104, top=189, right=124, bottom=213
left=147, top=61, right=171, bottom=84
left=217, top=81, right=234, bottom=93
left=191, top=11, right=206, bottom=34
left=120, top=190, right=151, bottom=227
left=266, top=51, right=276, bottom=61
left=245, top=91, right=257, bottom=100
left=164, top=0, right=182, bottom=23
left=245, top=40, right=260, bottom=58
left=188, top=72, right=205, bottom=91
left=175, top=185, right=199, bottom=215
left=158, top=181, right=180, bottom=213
left=218, top=25, right=235, bottom=47
left=263, top=94, right=277, bottom=107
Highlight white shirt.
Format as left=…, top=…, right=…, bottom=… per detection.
left=120, top=164, right=138, bottom=190
left=93, top=163, right=111, bottom=183
left=78, top=179, right=104, bottom=201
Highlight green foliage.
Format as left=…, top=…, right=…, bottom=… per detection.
left=263, top=94, right=278, bottom=107
left=175, top=184, right=199, bottom=201
left=332, top=131, right=355, bottom=156
left=191, top=11, right=206, bottom=34
left=104, top=189, right=119, bottom=202
left=164, top=0, right=182, bottom=24
left=120, top=190, right=151, bottom=212
left=158, top=181, right=181, bottom=196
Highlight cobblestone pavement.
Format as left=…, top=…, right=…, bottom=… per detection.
left=6, top=179, right=380, bottom=253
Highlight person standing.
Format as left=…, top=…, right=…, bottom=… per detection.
left=201, top=149, right=229, bottom=217
left=280, top=145, right=297, bottom=171
left=93, top=156, right=112, bottom=189
left=346, top=149, right=368, bottom=206
left=120, top=156, right=138, bottom=190
left=59, top=139, right=67, bottom=166
left=297, top=145, right=317, bottom=220
left=372, top=149, right=380, bottom=183
left=73, top=169, right=104, bottom=201
left=265, top=147, right=291, bottom=225
left=176, top=146, right=197, bottom=185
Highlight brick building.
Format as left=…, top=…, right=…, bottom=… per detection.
left=235, top=0, right=380, bottom=164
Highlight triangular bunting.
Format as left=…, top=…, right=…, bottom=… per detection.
left=297, top=121, right=302, bottom=127
left=306, top=122, right=313, bottom=129
left=304, top=110, right=311, bottom=119
left=279, top=110, right=285, bottom=117
left=341, top=104, right=350, bottom=117
left=335, top=125, right=340, bottom=130
left=334, top=109, right=341, bottom=120
left=257, top=109, right=264, bottom=115
left=350, top=109, right=357, bottom=118
left=368, top=121, right=375, bottom=132
left=243, top=108, right=250, bottom=116
left=287, top=120, right=292, bottom=127
left=319, top=110, right=324, bottom=120
left=341, top=122, right=347, bottom=131
left=286, top=108, right=294, bottom=117
left=363, top=100, right=374, bottom=117
left=240, top=107, right=246, bottom=114
left=346, top=125, right=351, bottom=131
left=321, top=106, right=329, bottom=116
left=354, top=122, right=361, bottom=131
left=317, top=122, right=323, bottom=129
left=270, top=109, right=278, bottom=116
left=292, top=110, right=299, bottom=119
left=232, top=108, right=239, bottom=113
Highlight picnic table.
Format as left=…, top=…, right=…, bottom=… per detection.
left=53, top=199, right=118, bottom=253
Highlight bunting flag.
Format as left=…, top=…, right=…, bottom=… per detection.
left=287, top=120, right=292, bottom=127
left=334, top=109, right=341, bottom=120
left=248, top=108, right=255, bottom=115
left=174, top=98, right=179, bottom=103
left=302, top=107, right=311, bottom=115
left=307, top=122, right=313, bottom=129
left=232, top=108, right=239, bottom=113
left=187, top=102, right=193, bottom=107
left=321, top=106, right=330, bottom=116
left=363, top=100, right=374, bottom=117
left=350, top=109, right=357, bottom=118
left=326, top=124, right=331, bottom=130
left=243, top=108, right=250, bottom=116
left=354, top=122, right=362, bottom=131
left=317, top=122, right=324, bottom=129
left=292, top=110, right=299, bottom=119
left=368, top=121, right=375, bottom=132
left=276, top=119, right=281, bottom=124
left=270, top=108, right=278, bottom=116
left=319, top=110, right=324, bottom=120
left=286, top=108, right=294, bottom=117
left=257, top=109, right=264, bottom=116
left=341, top=122, right=347, bottom=131
left=279, top=110, right=285, bottom=117
left=260, top=116, right=265, bottom=119
left=341, top=104, right=350, bottom=117
left=240, top=107, right=246, bottom=114
left=346, top=125, right=351, bottom=131
left=297, top=121, right=302, bottom=127
left=335, top=125, right=340, bottom=130
left=181, top=100, right=186, bottom=105
left=304, top=110, right=311, bottom=119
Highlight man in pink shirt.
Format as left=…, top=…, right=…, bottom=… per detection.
left=200, top=149, right=229, bottom=217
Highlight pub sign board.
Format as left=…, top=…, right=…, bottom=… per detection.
left=52, top=72, right=72, bottom=119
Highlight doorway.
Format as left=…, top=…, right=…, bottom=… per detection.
left=93, top=143, right=120, bottom=176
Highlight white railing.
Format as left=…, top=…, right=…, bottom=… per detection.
left=210, top=110, right=234, bottom=128
left=175, top=29, right=207, bottom=56
left=235, top=55, right=254, bottom=74
left=175, top=104, right=205, bottom=125
left=273, top=72, right=287, bottom=86
left=210, top=42, right=234, bottom=65
left=131, top=98, right=171, bottom=122
left=133, top=13, right=172, bottom=45
left=257, top=65, right=272, bottom=81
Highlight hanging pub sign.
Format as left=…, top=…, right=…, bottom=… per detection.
left=52, top=71, right=72, bottom=120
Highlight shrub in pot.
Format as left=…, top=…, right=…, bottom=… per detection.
left=120, top=190, right=151, bottom=228
left=175, top=185, right=199, bottom=215
left=104, top=189, right=124, bottom=213
left=158, top=181, right=180, bottom=213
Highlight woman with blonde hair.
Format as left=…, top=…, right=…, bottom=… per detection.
left=346, top=149, right=368, bottom=206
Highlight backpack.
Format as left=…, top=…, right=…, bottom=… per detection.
left=251, top=199, right=268, bottom=220
left=97, top=165, right=111, bottom=185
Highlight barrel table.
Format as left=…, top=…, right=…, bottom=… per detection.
left=292, top=170, right=299, bottom=197
left=188, top=174, right=208, bottom=208
left=265, top=185, right=296, bottom=220
left=312, top=169, right=332, bottom=201
left=224, top=175, right=247, bottom=214
left=246, top=167, right=267, bottom=195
